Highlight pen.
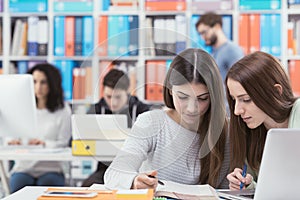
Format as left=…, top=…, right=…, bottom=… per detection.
left=148, top=175, right=164, bottom=185
left=240, top=164, right=247, bottom=190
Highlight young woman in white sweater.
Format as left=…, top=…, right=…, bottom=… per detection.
left=104, top=48, right=230, bottom=190
left=9, top=63, right=71, bottom=193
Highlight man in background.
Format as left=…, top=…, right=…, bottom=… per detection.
left=196, top=12, right=244, bottom=81
left=82, top=68, right=150, bottom=186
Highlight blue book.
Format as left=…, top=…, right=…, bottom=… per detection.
left=128, top=16, right=139, bottom=56
left=75, top=17, right=83, bottom=56
left=9, top=0, right=47, bottom=12
left=108, top=16, right=120, bottom=56
left=101, top=0, right=110, bottom=11
left=82, top=16, right=94, bottom=56
left=260, top=14, right=271, bottom=54
left=17, top=61, right=28, bottom=74
left=54, top=0, right=93, bottom=12
left=54, top=16, right=65, bottom=56
left=118, top=15, right=129, bottom=56
left=55, top=60, right=74, bottom=100
left=222, top=15, right=232, bottom=40
left=239, top=0, right=281, bottom=10
left=270, top=14, right=281, bottom=57
left=27, top=16, right=39, bottom=56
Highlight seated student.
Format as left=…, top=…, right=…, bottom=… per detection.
left=225, top=51, right=300, bottom=190
left=104, top=48, right=230, bottom=190
left=81, top=68, right=150, bottom=187
left=9, top=63, right=72, bottom=193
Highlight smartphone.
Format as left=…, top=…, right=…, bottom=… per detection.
left=42, top=191, right=98, bottom=198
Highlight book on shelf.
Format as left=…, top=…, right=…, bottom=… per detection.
left=53, top=0, right=93, bottom=12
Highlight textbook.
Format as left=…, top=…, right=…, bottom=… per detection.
left=90, top=181, right=218, bottom=200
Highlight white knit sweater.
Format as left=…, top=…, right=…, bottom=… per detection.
left=104, top=109, right=230, bottom=189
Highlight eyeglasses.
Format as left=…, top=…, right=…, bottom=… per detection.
left=198, top=29, right=210, bottom=36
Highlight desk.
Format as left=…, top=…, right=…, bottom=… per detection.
left=0, top=148, right=115, bottom=197
left=1, top=186, right=94, bottom=200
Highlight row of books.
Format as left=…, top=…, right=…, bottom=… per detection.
left=54, top=16, right=93, bottom=57
left=288, top=0, right=300, bottom=8
left=53, top=60, right=92, bottom=101
left=238, top=14, right=281, bottom=57
left=98, top=15, right=139, bottom=57
left=288, top=17, right=300, bottom=56
left=0, top=0, right=288, bottom=13
left=145, top=60, right=171, bottom=101
left=8, top=60, right=46, bottom=74
left=146, top=16, right=187, bottom=56
left=289, top=60, right=300, bottom=97
left=239, top=0, right=281, bottom=10
left=11, top=17, right=48, bottom=56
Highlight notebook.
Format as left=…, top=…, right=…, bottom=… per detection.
left=218, top=128, right=300, bottom=200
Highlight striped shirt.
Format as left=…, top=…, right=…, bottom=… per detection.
left=104, top=109, right=230, bottom=189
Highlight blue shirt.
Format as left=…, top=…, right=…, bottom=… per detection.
left=212, top=41, right=244, bottom=82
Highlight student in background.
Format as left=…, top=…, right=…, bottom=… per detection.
left=81, top=68, right=150, bottom=187
left=9, top=63, right=71, bottom=193
left=104, top=48, right=230, bottom=190
left=195, top=12, right=243, bottom=82
left=225, top=51, right=300, bottom=190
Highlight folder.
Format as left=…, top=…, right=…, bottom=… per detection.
left=249, top=14, right=260, bottom=53
left=238, top=14, right=249, bottom=55
left=98, top=16, right=108, bottom=56
left=37, top=188, right=154, bottom=200
left=65, top=16, right=75, bottom=56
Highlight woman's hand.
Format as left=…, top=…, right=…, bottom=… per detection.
left=227, top=168, right=253, bottom=190
left=131, top=170, right=158, bottom=189
left=28, top=138, right=45, bottom=146
left=8, top=139, right=22, bottom=145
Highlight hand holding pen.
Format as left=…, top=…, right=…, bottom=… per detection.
left=131, top=170, right=163, bottom=189
left=227, top=165, right=253, bottom=190
left=240, top=164, right=247, bottom=190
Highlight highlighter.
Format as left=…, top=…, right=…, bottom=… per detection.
left=240, top=164, right=247, bottom=190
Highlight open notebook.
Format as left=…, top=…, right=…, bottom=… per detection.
left=90, top=181, right=218, bottom=200
left=218, top=128, right=300, bottom=200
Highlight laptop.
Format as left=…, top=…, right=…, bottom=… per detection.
left=71, top=114, right=129, bottom=140
left=218, top=128, right=300, bottom=200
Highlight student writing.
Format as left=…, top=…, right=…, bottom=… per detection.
left=104, top=48, right=230, bottom=190
left=225, top=51, right=300, bottom=190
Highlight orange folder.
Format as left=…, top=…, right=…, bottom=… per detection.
left=37, top=188, right=153, bottom=200
left=239, top=14, right=249, bottom=55
left=98, top=16, right=108, bottom=56
left=249, top=14, right=260, bottom=53
left=65, top=16, right=75, bottom=56
left=289, top=60, right=300, bottom=97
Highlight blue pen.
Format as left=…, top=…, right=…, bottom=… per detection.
left=240, top=164, right=247, bottom=190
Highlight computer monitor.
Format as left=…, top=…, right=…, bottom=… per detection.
left=0, top=74, right=38, bottom=139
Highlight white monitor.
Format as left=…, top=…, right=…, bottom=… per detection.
left=0, top=74, right=38, bottom=139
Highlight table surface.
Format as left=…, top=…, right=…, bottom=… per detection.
left=1, top=186, right=95, bottom=200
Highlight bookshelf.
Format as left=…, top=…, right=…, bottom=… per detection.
left=0, top=0, right=299, bottom=105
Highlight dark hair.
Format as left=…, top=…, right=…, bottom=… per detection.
left=195, top=12, right=223, bottom=29
left=163, top=48, right=228, bottom=188
left=226, top=51, right=296, bottom=173
left=103, top=69, right=130, bottom=91
left=28, top=63, right=64, bottom=112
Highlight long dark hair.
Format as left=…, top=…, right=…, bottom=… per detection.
left=226, top=51, right=296, bottom=173
left=163, top=48, right=228, bottom=187
left=28, top=63, right=64, bottom=112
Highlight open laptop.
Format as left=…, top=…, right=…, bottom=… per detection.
left=71, top=114, right=129, bottom=140
left=218, top=128, right=300, bottom=200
